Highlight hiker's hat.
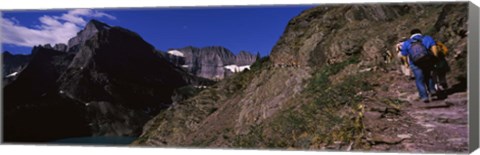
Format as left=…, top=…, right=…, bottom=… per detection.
left=410, top=28, right=422, bottom=35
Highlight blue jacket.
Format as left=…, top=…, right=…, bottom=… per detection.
left=401, top=34, right=436, bottom=65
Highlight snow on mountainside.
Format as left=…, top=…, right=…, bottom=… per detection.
left=224, top=65, right=251, bottom=73
left=167, top=50, right=185, bottom=57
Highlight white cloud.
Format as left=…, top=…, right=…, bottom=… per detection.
left=1, top=9, right=116, bottom=47
left=92, top=12, right=116, bottom=20
left=9, top=17, right=20, bottom=24
left=58, top=9, right=116, bottom=25
left=69, top=9, right=92, bottom=16
left=39, top=15, right=62, bottom=27
left=58, top=13, right=87, bottom=25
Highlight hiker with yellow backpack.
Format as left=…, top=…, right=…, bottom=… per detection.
left=432, top=41, right=450, bottom=92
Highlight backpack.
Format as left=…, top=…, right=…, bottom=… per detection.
left=408, top=37, right=434, bottom=67
left=436, top=41, right=448, bottom=57
left=434, top=41, right=451, bottom=72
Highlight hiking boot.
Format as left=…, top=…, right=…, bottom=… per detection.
left=436, top=84, right=445, bottom=91
left=430, top=90, right=438, bottom=97
left=421, top=98, right=430, bottom=103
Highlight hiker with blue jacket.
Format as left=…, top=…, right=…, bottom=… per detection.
left=400, top=29, right=440, bottom=103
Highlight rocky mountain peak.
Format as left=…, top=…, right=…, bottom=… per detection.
left=31, top=43, right=68, bottom=53
left=67, top=19, right=111, bottom=51
left=86, top=19, right=111, bottom=30
left=235, top=50, right=257, bottom=66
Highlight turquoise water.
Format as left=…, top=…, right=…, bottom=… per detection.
left=51, top=136, right=137, bottom=145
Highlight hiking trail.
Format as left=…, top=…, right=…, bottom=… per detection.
left=360, top=68, right=468, bottom=153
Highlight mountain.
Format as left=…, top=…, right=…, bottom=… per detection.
left=4, top=45, right=83, bottom=142
left=67, top=19, right=111, bottom=52
left=133, top=3, right=469, bottom=152
left=235, top=51, right=258, bottom=66
left=2, top=51, right=32, bottom=85
left=2, top=43, right=71, bottom=85
left=3, top=20, right=200, bottom=142
left=164, top=46, right=257, bottom=80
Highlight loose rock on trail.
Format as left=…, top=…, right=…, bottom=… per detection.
left=361, top=69, right=468, bottom=153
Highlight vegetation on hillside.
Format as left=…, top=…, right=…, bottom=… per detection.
left=233, top=54, right=373, bottom=149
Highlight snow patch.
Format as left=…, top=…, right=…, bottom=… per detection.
left=5, top=72, right=18, bottom=78
left=239, top=65, right=251, bottom=71
left=167, top=50, right=185, bottom=57
left=224, top=65, right=250, bottom=73
left=194, top=85, right=208, bottom=89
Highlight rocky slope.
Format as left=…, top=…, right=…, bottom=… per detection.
left=133, top=3, right=468, bottom=153
left=3, top=20, right=205, bottom=142
left=164, top=46, right=258, bottom=80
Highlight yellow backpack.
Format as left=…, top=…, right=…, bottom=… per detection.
left=436, top=41, right=448, bottom=56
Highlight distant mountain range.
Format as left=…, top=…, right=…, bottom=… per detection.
left=162, top=46, right=258, bottom=80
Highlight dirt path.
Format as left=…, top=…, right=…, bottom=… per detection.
left=361, top=69, right=468, bottom=153
left=400, top=92, right=468, bottom=153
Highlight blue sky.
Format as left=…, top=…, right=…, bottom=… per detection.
left=1, top=5, right=316, bottom=56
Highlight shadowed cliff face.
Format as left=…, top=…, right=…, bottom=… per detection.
left=134, top=3, right=468, bottom=152
left=4, top=46, right=82, bottom=142
left=3, top=20, right=197, bottom=142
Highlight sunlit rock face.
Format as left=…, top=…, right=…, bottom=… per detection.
left=164, top=46, right=257, bottom=80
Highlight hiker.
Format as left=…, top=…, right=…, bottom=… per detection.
left=383, top=48, right=393, bottom=64
left=395, top=37, right=413, bottom=78
left=400, top=29, right=439, bottom=103
left=432, top=41, right=450, bottom=91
